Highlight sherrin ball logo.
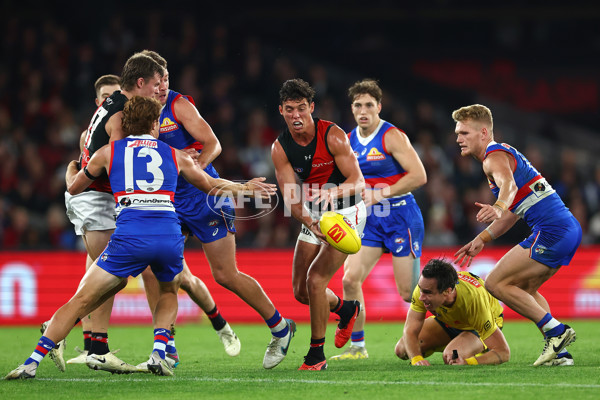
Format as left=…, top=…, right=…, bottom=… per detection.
left=319, top=211, right=361, bottom=254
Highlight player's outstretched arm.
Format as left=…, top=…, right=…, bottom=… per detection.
left=454, top=211, right=520, bottom=268
left=177, top=149, right=275, bottom=199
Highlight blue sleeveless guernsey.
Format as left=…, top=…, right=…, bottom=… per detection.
left=158, top=89, right=219, bottom=199
left=108, top=134, right=181, bottom=236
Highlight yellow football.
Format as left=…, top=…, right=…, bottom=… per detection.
left=319, top=211, right=361, bottom=254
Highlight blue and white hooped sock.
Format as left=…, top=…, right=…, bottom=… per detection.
left=153, top=328, right=171, bottom=359
left=166, top=332, right=177, bottom=356
left=351, top=330, right=365, bottom=347
left=536, top=313, right=565, bottom=338
left=25, top=336, right=56, bottom=365
left=265, top=310, right=289, bottom=338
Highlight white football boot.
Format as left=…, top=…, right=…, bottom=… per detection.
left=216, top=323, right=241, bottom=357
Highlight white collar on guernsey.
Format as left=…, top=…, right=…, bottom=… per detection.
left=129, top=134, right=155, bottom=140
left=355, top=119, right=385, bottom=146
left=486, top=140, right=498, bottom=150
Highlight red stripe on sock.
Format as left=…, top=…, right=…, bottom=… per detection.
left=35, top=345, right=50, bottom=355
left=268, top=316, right=283, bottom=328
left=154, top=334, right=169, bottom=343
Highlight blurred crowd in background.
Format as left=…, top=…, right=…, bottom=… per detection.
left=1, top=4, right=599, bottom=251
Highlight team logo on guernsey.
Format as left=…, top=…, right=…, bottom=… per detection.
left=366, top=148, right=385, bottom=161
left=120, top=197, right=132, bottom=207
left=534, top=182, right=546, bottom=192
left=160, top=117, right=179, bottom=134
left=294, top=167, right=303, bottom=173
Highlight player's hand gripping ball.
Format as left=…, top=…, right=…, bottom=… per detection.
left=319, top=211, right=361, bottom=254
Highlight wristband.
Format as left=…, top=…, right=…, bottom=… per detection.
left=485, top=227, right=496, bottom=240
left=83, top=166, right=99, bottom=180
left=478, top=229, right=493, bottom=243
left=465, top=357, right=479, bottom=365
left=411, top=355, right=425, bottom=365
left=493, top=200, right=508, bottom=212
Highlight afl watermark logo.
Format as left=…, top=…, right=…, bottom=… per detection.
left=206, top=180, right=278, bottom=221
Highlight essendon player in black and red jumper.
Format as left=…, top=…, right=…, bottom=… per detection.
left=271, top=79, right=366, bottom=370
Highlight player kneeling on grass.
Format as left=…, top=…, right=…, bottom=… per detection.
left=5, top=96, right=276, bottom=380
left=395, top=258, right=510, bottom=366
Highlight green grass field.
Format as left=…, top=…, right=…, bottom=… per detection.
left=1, top=320, right=599, bottom=399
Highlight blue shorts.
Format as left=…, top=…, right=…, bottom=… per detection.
left=520, top=215, right=581, bottom=268
left=362, top=197, right=424, bottom=257
left=97, top=234, right=184, bottom=282
left=174, top=192, right=236, bottom=243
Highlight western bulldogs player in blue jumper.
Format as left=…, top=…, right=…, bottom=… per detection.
left=453, top=104, right=580, bottom=367
left=332, top=79, right=427, bottom=361
left=5, top=96, right=275, bottom=379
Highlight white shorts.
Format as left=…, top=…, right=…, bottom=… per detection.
left=298, top=201, right=367, bottom=245
left=65, top=190, right=116, bottom=235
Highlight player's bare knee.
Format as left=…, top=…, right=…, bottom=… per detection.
left=73, top=292, right=96, bottom=314
left=342, top=274, right=361, bottom=294
left=179, top=274, right=193, bottom=292
left=213, top=271, right=236, bottom=290
left=293, top=292, right=309, bottom=305
left=305, top=275, right=326, bottom=297
left=394, top=339, right=407, bottom=359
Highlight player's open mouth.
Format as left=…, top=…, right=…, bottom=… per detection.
left=293, top=122, right=303, bottom=128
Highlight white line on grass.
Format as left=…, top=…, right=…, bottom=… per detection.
left=37, top=377, right=600, bottom=388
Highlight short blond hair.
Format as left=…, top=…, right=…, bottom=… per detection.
left=452, top=104, right=493, bottom=131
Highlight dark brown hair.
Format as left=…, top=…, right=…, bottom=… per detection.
left=120, top=53, right=164, bottom=91
left=279, top=79, right=315, bottom=104
left=94, top=74, right=120, bottom=98
left=348, top=79, right=382, bottom=103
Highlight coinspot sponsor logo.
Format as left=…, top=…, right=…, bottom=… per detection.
left=206, top=180, right=278, bottom=220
